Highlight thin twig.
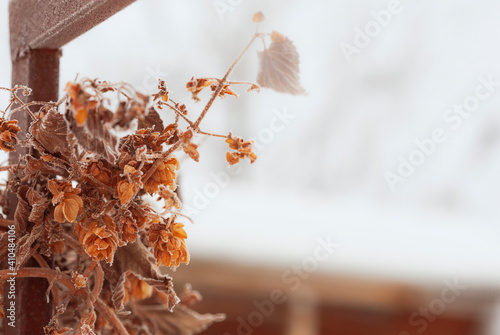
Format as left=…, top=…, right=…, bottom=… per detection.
left=62, top=232, right=89, bottom=257
left=94, top=298, right=130, bottom=335
left=141, top=141, right=182, bottom=184
left=142, top=34, right=258, bottom=186
left=0, top=218, right=14, bottom=228
left=0, top=267, right=77, bottom=295
left=83, top=261, right=97, bottom=278
left=197, top=130, right=229, bottom=138
left=89, top=263, right=103, bottom=303
left=8, top=101, right=56, bottom=117
left=33, top=252, right=61, bottom=306
left=226, top=80, right=260, bottom=87
left=192, top=33, right=258, bottom=129
left=161, top=101, right=194, bottom=126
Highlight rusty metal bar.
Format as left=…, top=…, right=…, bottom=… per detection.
left=9, top=0, right=137, bottom=60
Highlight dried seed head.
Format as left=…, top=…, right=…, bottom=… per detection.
left=77, top=217, right=119, bottom=264
left=148, top=218, right=189, bottom=268
left=0, top=118, right=21, bottom=152
left=253, top=11, right=265, bottom=23
left=71, top=271, right=87, bottom=289
left=143, top=156, right=179, bottom=195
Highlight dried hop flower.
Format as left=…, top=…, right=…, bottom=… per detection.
left=148, top=218, right=189, bottom=268
left=48, top=180, right=84, bottom=223
left=143, top=156, right=179, bottom=194
left=76, top=217, right=119, bottom=263
left=0, top=118, right=21, bottom=152
left=116, top=212, right=139, bottom=244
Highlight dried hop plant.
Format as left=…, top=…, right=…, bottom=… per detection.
left=0, top=12, right=303, bottom=334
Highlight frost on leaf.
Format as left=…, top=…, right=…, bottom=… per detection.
left=14, top=185, right=31, bottom=233
left=138, top=106, right=165, bottom=133
left=27, top=187, right=50, bottom=223
left=30, top=109, right=72, bottom=156
left=134, top=303, right=225, bottom=335
left=106, top=240, right=179, bottom=312
left=257, top=31, right=306, bottom=95
left=65, top=106, right=118, bottom=163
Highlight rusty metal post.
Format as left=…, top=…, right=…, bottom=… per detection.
left=4, top=49, right=61, bottom=335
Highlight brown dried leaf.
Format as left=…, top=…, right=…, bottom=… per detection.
left=158, top=186, right=181, bottom=212
left=30, top=109, right=72, bottom=155
left=138, top=107, right=164, bottom=133
left=26, top=187, right=50, bottom=223
left=65, top=106, right=118, bottom=163
left=183, top=142, right=200, bottom=162
left=23, top=156, right=65, bottom=177
left=179, top=284, right=202, bottom=307
left=14, top=185, right=31, bottom=234
left=257, top=31, right=306, bottom=95
left=16, top=221, right=44, bottom=271
left=136, top=303, right=225, bottom=335
left=43, top=299, right=71, bottom=335
left=247, top=83, right=261, bottom=93
left=105, top=240, right=179, bottom=313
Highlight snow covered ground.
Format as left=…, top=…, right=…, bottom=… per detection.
left=1, top=0, right=500, bottom=289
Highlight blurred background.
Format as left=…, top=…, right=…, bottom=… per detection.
left=2, top=0, right=500, bottom=334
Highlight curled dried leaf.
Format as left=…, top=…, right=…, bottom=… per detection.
left=211, top=83, right=239, bottom=100
left=124, top=274, right=153, bottom=303
left=30, top=109, right=72, bottom=156
left=186, top=78, right=216, bottom=102
left=26, top=187, right=50, bottom=223
left=138, top=107, right=164, bottom=133
left=225, top=134, right=257, bottom=165
left=106, top=240, right=179, bottom=312
left=65, top=82, right=97, bottom=125
left=65, top=105, right=118, bottom=163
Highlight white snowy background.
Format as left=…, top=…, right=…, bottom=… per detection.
left=1, top=0, right=500, bottom=309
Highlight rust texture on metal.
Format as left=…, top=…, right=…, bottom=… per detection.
left=9, top=0, right=137, bottom=60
